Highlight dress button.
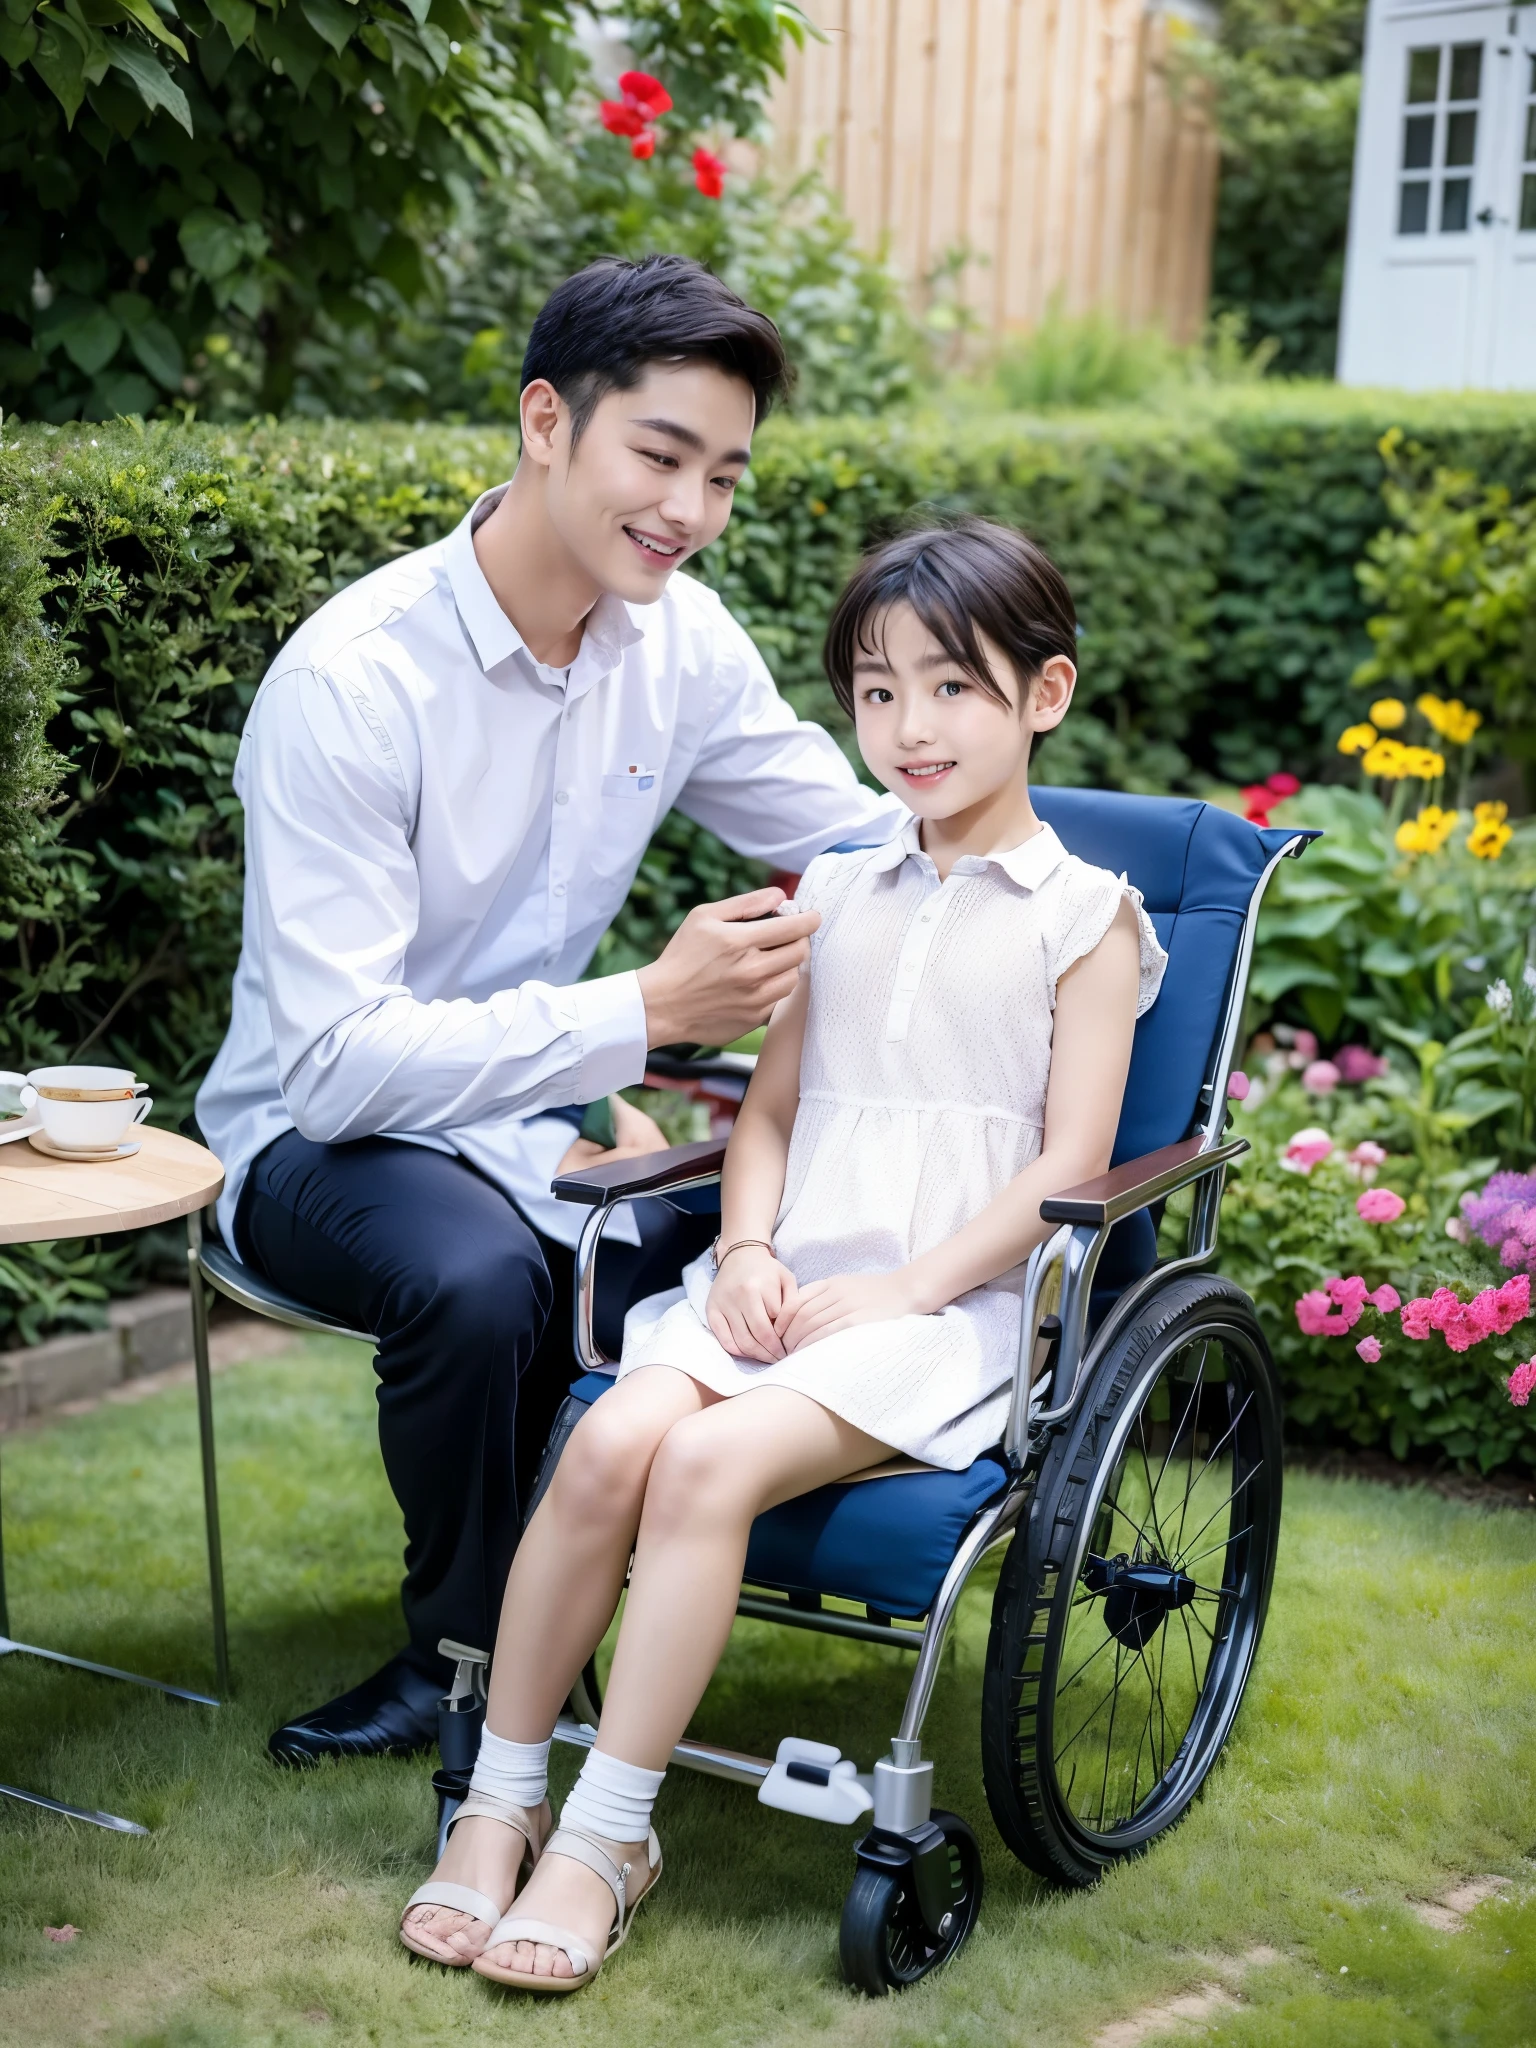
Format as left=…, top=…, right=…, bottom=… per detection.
left=555, top=790, right=569, bottom=805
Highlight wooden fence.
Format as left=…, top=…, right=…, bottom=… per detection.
left=767, top=0, right=1220, bottom=343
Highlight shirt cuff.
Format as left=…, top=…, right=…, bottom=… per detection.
left=572, top=971, right=649, bottom=1102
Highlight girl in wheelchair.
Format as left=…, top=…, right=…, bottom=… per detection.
left=400, top=518, right=1167, bottom=1993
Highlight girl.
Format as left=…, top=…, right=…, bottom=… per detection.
left=398, top=518, right=1166, bottom=1992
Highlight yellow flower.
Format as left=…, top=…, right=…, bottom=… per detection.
left=1369, top=697, right=1407, bottom=730
left=1416, top=692, right=1448, bottom=733
left=1402, top=746, right=1446, bottom=780
left=1362, top=737, right=1410, bottom=779
left=1396, top=804, right=1460, bottom=856
left=1474, top=799, right=1509, bottom=826
left=1337, top=722, right=1378, bottom=756
left=1440, top=699, right=1482, bottom=745
left=1468, top=819, right=1513, bottom=860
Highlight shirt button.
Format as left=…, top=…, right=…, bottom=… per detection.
left=553, top=883, right=566, bottom=897
left=555, top=790, right=569, bottom=805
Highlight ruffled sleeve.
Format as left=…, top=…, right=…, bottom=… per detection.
left=1045, top=863, right=1168, bottom=1019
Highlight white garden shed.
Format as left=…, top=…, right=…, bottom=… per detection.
left=1338, top=1, right=1536, bottom=387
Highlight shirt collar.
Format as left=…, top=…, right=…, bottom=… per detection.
left=443, top=484, right=645, bottom=692
left=865, top=814, right=1067, bottom=890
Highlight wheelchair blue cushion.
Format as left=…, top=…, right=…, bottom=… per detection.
left=565, top=1374, right=1010, bottom=1619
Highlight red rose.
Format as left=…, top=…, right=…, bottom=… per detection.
left=692, top=146, right=727, bottom=198
left=600, top=99, right=647, bottom=138
left=1239, top=784, right=1273, bottom=825
left=620, top=70, right=672, bottom=117
left=630, top=130, right=656, bottom=160
left=1265, top=771, right=1302, bottom=797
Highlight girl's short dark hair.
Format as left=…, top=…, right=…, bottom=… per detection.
left=822, top=519, right=1078, bottom=722
left=522, top=254, right=792, bottom=442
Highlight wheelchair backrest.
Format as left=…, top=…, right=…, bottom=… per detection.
left=1031, top=790, right=1302, bottom=1168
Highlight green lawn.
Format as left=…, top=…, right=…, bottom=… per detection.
left=0, top=1338, right=1531, bottom=2048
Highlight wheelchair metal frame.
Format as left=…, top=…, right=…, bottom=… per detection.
left=550, top=831, right=1310, bottom=1835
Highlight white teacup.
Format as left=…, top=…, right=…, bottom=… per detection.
left=21, top=1066, right=152, bottom=1152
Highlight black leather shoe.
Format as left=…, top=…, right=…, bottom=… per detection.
left=268, top=1648, right=449, bottom=1767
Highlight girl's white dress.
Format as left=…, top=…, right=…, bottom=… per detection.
left=616, top=817, right=1168, bottom=1470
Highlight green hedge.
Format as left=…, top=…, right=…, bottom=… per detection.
left=2, top=390, right=1536, bottom=1464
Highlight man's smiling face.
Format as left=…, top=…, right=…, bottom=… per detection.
left=540, top=359, right=756, bottom=604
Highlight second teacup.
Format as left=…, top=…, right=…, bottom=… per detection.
left=22, top=1066, right=152, bottom=1152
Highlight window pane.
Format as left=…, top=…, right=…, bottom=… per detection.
left=1444, top=109, right=1477, bottom=167
left=1448, top=43, right=1482, bottom=102
left=1523, top=173, right=1536, bottom=233
left=1403, top=113, right=1436, bottom=169
left=1399, top=180, right=1431, bottom=233
left=1440, top=176, right=1471, bottom=232
left=1407, top=46, right=1441, bottom=103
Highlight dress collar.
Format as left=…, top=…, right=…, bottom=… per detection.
left=865, top=814, right=1068, bottom=890
left=443, top=484, right=644, bottom=692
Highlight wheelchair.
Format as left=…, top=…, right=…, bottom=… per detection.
left=524, top=788, right=1317, bottom=1995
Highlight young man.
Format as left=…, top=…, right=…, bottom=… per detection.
left=196, top=254, right=904, bottom=1764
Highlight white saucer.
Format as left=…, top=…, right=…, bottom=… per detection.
left=27, top=1132, right=141, bottom=1162
left=0, top=1106, right=41, bottom=1146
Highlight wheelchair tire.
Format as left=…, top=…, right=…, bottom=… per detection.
left=838, top=1811, right=983, bottom=1995
left=981, top=1273, right=1282, bottom=1889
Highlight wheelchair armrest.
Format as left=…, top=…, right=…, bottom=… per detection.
left=552, top=1137, right=728, bottom=1207
left=1038, top=1135, right=1249, bottom=1228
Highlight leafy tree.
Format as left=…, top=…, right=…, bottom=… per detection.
left=0, top=0, right=579, bottom=420
left=1195, top=0, right=1366, bottom=377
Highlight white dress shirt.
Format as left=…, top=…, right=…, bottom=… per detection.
left=196, top=483, right=904, bottom=1250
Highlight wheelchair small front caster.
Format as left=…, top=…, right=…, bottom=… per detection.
left=838, top=1810, right=983, bottom=1995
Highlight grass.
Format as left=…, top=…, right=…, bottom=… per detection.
left=0, top=1336, right=1531, bottom=2048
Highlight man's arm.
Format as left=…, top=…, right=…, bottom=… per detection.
left=675, top=608, right=907, bottom=871
left=246, top=668, right=649, bottom=1143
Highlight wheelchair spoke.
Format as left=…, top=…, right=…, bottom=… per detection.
left=1095, top=1643, right=1126, bottom=1831
left=1054, top=1651, right=1130, bottom=1766
left=1175, top=1391, right=1255, bottom=1557
left=1177, top=1523, right=1253, bottom=1575
left=1179, top=1457, right=1264, bottom=1562
left=1054, top=1621, right=1119, bottom=1703
left=1152, top=1340, right=1208, bottom=1504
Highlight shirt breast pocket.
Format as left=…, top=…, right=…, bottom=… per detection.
left=602, top=766, right=658, bottom=799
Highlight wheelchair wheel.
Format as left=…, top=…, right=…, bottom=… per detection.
left=839, top=1811, right=983, bottom=1995
left=982, top=1274, right=1282, bottom=1888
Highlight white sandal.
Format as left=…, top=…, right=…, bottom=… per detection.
left=471, top=1824, right=663, bottom=1994
left=398, top=1792, right=551, bottom=1966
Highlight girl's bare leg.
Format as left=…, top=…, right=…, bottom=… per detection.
left=403, top=1365, right=710, bottom=1960
left=493, top=1386, right=891, bottom=1980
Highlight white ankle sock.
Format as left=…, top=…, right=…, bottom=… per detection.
left=560, top=1748, right=665, bottom=1844
left=468, top=1727, right=551, bottom=1809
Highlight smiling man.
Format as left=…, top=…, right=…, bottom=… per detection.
left=196, top=255, right=904, bottom=1765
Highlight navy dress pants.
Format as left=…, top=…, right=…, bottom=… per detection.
left=235, top=1130, right=713, bottom=1680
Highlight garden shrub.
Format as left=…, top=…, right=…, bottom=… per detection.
left=2, top=386, right=1536, bottom=1412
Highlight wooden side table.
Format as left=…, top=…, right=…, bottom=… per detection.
left=0, top=1126, right=226, bottom=1834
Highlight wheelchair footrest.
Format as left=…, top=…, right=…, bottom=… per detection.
left=758, top=1738, right=874, bottom=1825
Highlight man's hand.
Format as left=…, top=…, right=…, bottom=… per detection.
left=637, top=887, right=819, bottom=1049
left=777, top=1270, right=921, bottom=1353
left=555, top=1094, right=670, bottom=1178
left=706, top=1244, right=800, bottom=1363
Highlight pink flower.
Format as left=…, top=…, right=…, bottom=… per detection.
left=1446, top=1215, right=1470, bottom=1243
left=1336, top=1044, right=1389, bottom=1084
left=44, top=1925, right=79, bottom=1943
left=1368, top=1283, right=1401, bottom=1314
left=1266, top=772, right=1302, bottom=798
left=1399, top=1274, right=1531, bottom=1352
left=1344, top=1140, right=1387, bottom=1183
left=1303, top=1059, right=1341, bottom=1094
left=1491, top=1272, right=1531, bottom=1332
left=1400, top=1295, right=1435, bottom=1340
left=1227, top=1070, right=1251, bottom=1101
left=1356, top=1335, right=1382, bottom=1363
left=1508, top=1359, right=1536, bottom=1407
left=1282, top=1127, right=1334, bottom=1174
left=1293, top=1030, right=1319, bottom=1062
left=692, top=146, right=728, bottom=198
left=1356, top=1188, right=1406, bottom=1224
left=1296, top=1274, right=1370, bottom=1336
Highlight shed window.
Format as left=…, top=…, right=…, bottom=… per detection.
left=1398, top=41, right=1483, bottom=236
left=1522, top=55, right=1536, bottom=233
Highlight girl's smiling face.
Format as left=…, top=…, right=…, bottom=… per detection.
left=851, top=601, right=1075, bottom=825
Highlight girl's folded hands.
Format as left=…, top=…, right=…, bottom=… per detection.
left=774, top=1270, right=924, bottom=1353
left=706, top=1247, right=800, bottom=1362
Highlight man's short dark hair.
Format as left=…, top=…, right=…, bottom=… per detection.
left=822, top=519, right=1079, bottom=726
left=521, top=254, right=793, bottom=443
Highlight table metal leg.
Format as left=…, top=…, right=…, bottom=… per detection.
left=0, top=1781, right=148, bottom=1835
left=185, top=1211, right=230, bottom=1697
